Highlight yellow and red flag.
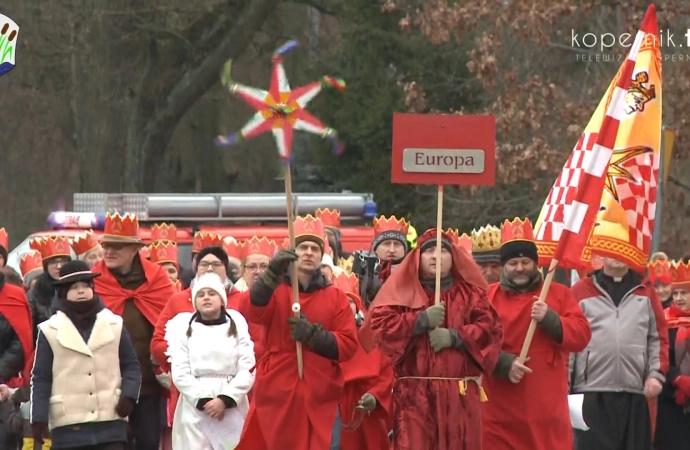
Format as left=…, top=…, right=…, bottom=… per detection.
left=535, top=5, right=662, bottom=273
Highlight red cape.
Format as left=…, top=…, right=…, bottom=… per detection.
left=359, top=237, right=488, bottom=351
left=93, top=258, right=173, bottom=326
left=0, top=283, right=34, bottom=387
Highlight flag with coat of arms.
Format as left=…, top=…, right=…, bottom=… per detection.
left=534, top=4, right=662, bottom=274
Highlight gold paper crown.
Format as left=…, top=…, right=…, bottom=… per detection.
left=151, top=223, right=177, bottom=242
left=150, top=241, right=178, bottom=266
left=103, top=213, right=139, bottom=239
left=471, top=225, right=501, bottom=253
left=315, top=208, right=341, bottom=229
left=223, top=237, right=244, bottom=260
left=192, top=232, right=224, bottom=253
left=72, top=231, right=99, bottom=256
left=20, top=251, right=43, bottom=276
left=243, top=236, right=277, bottom=259
left=30, top=236, right=72, bottom=260
left=373, top=215, right=410, bottom=235
left=338, top=255, right=354, bottom=274
left=648, top=259, right=672, bottom=284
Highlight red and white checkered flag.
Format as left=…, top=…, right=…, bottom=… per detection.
left=535, top=5, right=661, bottom=271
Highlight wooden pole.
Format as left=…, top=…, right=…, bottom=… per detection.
left=284, top=166, right=304, bottom=379
left=517, top=258, right=559, bottom=363
left=434, top=185, right=444, bottom=305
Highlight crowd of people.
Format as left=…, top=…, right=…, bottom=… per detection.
left=0, top=210, right=687, bottom=450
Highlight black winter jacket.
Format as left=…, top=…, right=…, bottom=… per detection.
left=27, top=272, right=57, bottom=345
left=0, top=272, right=25, bottom=382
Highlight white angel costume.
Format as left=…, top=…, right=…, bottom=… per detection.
left=168, top=273, right=255, bottom=450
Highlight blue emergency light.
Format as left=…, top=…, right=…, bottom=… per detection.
left=47, top=212, right=108, bottom=231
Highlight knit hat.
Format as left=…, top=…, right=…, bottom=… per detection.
left=372, top=231, right=409, bottom=253
left=419, top=235, right=452, bottom=252
left=321, top=254, right=336, bottom=272
left=192, top=273, right=228, bottom=308
left=500, top=240, right=539, bottom=265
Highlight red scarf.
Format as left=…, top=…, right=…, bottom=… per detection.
left=666, top=305, right=690, bottom=330
left=93, top=259, right=173, bottom=326
left=0, top=283, right=34, bottom=387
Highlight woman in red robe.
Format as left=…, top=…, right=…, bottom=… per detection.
left=333, top=272, right=393, bottom=450
left=361, top=229, right=503, bottom=450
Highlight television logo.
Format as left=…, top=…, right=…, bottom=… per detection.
left=0, top=13, right=18, bottom=76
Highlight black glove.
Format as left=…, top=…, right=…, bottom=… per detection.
left=288, top=313, right=317, bottom=342
left=31, top=422, right=47, bottom=445
left=270, top=249, right=298, bottom=274
left=263, top=249, right=298, bottom=288
left=115, top=396, right=135, bottom=418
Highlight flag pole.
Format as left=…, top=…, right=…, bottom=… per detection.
left=434, top=185, right=444, bottom=305
left=651, top=125, right=666, bottom=253
left=285, top=165, right=304, bottom=379
left=518, top=258, right=558, bottom=363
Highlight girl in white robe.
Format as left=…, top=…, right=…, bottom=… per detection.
left=169, top=273, right=255, bottom=450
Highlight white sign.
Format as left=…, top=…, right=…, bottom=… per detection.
left=402, top=148, right=485, bottom=174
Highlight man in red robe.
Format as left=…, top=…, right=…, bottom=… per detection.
left=332, top=272, right=393, bottom=450
left=92, top=213, right=175, bottom=449
left=237, top=215, right=359, bottom=450
left=362, top=229, right=503, bottom=450
left=482, top=218, right=591, bottom=450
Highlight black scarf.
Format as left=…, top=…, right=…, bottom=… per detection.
left=60, top=298, right=101, bottom=327
left=420, top=276, right=453, bottom=292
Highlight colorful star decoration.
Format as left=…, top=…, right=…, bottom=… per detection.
left=215, top=40, right=346, bottom=161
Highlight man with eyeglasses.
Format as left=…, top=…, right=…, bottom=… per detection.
left=92, top=213, right=175, bottom=450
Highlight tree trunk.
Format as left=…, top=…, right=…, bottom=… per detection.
left=123, top=0, right=282, bottom=192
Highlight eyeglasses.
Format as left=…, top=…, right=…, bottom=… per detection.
left=47, top=258, right=70, bottom=267
left=245, top=264, right=269, bottom=272
left=198, top=261, right=224, bottom=269
left=102, top=243, right=129, bottom=251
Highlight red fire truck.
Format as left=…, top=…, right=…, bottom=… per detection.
left=6, top=192, right=377, bottom=272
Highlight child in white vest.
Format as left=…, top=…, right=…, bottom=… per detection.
left=29, top=260, right=141, bottom=450
left=166, top=273, right=255, bottom=450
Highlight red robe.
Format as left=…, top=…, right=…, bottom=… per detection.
left=482, top=282, right=591, bottom=450
left=236, top=282, right=359, bottom=450
left=339, top=339, right=393, bottom=450
left=339, top=291, right=393, bottom=450
left=93, top=258, right=173, bottom=326
left=0, top=283, right=34, bottom=387
left=364, top=239, right=503, bottom=450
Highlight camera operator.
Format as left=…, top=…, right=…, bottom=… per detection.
left=354, top=216, right=411, bottom=307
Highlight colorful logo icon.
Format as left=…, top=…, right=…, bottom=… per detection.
left=0, top=14, right=18, bottom=76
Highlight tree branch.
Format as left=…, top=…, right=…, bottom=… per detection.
left=135, top=0, right=281, bottom=189
left=287, top=0, right=344, bottom=17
